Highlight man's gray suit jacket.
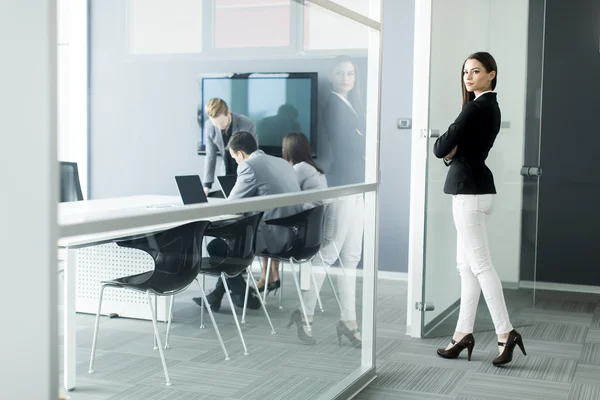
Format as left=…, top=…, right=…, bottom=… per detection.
left=228, top=150, right=304, bottom=253
left=203, top=112, right=257, bottom=187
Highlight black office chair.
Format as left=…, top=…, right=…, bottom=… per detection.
left=255, top=205, right=326, bottom=331
left=59, top=161, right=84, bottom=202
left=192, top=212, right=275, bottom=356
left=88, top=221, right=226, bottom=387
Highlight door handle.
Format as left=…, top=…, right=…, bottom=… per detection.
left=419, top=129, right=441, bottom=138
left=520, top=166, right=542, bottom=177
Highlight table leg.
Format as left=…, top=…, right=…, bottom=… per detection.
left=64, top=248, right=76, bottom=391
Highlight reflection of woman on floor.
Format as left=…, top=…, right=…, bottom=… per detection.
left=281, top=66, right=365, bottom=350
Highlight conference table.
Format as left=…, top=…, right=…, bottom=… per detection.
left=58, top=195, right=237, bottom=392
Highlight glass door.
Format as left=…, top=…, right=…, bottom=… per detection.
left=420, top=0, right=545, bottom=337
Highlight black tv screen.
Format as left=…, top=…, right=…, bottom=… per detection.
left=197, top=72, right=318, bottom=157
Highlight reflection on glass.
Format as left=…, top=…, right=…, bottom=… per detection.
left=329, top=0, right=380, bottom=22
left=304, top=2, right=370, bottom=50
left=322, top=56, right=366, bottom=187
left=257, top=104, right=302, bottom=148
left=282, top=132, right=364, bottom=348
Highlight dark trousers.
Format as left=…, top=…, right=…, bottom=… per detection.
left=208, top=238, right=247, bottom=294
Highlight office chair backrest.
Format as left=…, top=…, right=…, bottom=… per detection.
left=116, top=220, right=212, bottom=294
left=205, top=213, right=264, bottom=263
left=60, top=161, right=84, bottom=202
left=266, top=204, right=325, bottom=261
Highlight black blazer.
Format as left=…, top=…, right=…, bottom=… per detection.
left=323, top=93, right=366, bottom=187
left=433, top=92, right=501, bottom=195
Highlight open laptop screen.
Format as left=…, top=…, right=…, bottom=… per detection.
left=216, top=175, right=237, bottom=198
left=175, top=175, right=208, bottom=205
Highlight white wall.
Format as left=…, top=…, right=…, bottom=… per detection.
left=57, top=0, right=88, bottom=196
left=0, top=1, right=58, bottom=398
left=417, top=0, right=528, bottom=326
left=378, top=0, right=415, bottom=273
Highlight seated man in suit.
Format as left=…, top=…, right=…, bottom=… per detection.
left=202, top=98, right=257, bottom=197
left=193, top=131, right=303, bottom=311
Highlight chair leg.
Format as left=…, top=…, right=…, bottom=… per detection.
left=164, top=295, right=174, bottom=349
left=278, top=264, right=283, bottom=310
left=153, top=294, right=158, bottom=350
left=323, top=269, right=342, bottom=314
left=244, top=256, right=260, bottom=320
left=241, top=268, right=251, bottom=324
left=195, top=279, right=230, bottom=361
left=88, top=285, right=106, bottom=374
left=320, top=249, right=342, bottom=313
left=221, top=273, right=249, bottom=356
left=263, top=258, right=272, bottom=304
left=200, top=274, right=206, bottom=329
left=289, top=260, right=311, bottom=332
left=332, top=242, right=348, bottom=274
left=247, top=270, right=276, bottom=334
left=147, top=291, right=171, bottom=386
left=308, top=261, right=324, bottom=312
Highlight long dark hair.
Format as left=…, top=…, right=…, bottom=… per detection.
left=461, top=52, right=498, bottom=108
left=330, top=55, right=365, bottom=118
left=281, top=132, right=323, bottom=174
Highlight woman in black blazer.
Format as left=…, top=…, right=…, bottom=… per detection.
left=433, top=52, right=526, bottom=366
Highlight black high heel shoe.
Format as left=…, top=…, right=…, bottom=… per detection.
left=336, top=321, right=362, bottom=348
left=436, top=333, right=475, bottom=361
left=287, top=309, right=316, bottom=345
left=255, top=281, right=266, bottom=293
left=266, top=280, right=281, bottom=296
left=493, top=329, right=526, bottom=366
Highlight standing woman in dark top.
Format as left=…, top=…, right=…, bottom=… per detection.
left=434, top=52, right=526, bottom=366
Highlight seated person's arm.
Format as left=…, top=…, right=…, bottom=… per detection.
left=228, top=162, right=258, bottom=199
left=203, top=123, right=218, bottom=191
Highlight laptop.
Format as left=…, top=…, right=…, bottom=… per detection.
left=216, top=175, right=237, bottom=198
left=175, top=175, right=208, bottom=205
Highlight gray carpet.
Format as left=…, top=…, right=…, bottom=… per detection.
left=357, top=284, right=600, bottom=400
left=60, top=272, right=365, bottom=400
left=58, top=277, right=600, bottom=400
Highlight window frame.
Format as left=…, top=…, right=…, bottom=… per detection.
left=123, top=0, right=375, bottom=61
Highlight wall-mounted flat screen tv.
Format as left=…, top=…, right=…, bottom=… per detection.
left=197, top=72, right=318, bottom=157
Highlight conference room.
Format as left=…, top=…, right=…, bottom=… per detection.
left=53, top=1, right=383, bottom=399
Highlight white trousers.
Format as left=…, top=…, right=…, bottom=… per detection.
left=452, top=194, right=513, bottom=335
left=303, top=194, right=364, bottom=321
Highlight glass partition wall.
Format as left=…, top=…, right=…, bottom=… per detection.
left=410, top=0, right=544, bottom=338
left=57, top=1, right=382, bottom=398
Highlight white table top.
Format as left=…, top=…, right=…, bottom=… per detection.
left=58, top=195, right=237, bottom=248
